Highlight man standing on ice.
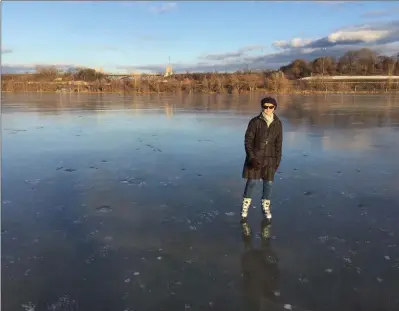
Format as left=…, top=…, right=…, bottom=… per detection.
left=241, top=97, right=283, bottom=223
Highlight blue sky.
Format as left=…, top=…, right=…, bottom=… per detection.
left=2, top=1, right=399, bottom=73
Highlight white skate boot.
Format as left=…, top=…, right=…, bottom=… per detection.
left=261, top=199, right=272, bottom=221
left=240, top=198, right=252, bottom=223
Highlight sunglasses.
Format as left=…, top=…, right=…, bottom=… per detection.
left=262, top=105, right=275, bottom=110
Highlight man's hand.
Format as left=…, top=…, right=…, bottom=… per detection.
left=250, top=158, right=260, bottom=169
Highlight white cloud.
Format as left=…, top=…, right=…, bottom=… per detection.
left=298, top=21, right=399, bottom=49
left=118, top=1, right=177, bottom=14
left=317, top=1, right=347, bottom=4
left=327, top=29, right=390, bottom=43
left=361, top=9, right=389, bottom=18
left=361, top=6, right=399, bottom=19
left=149, top=2, right=177, bottom=14
left=273, top=38, right=313, bottom=49
left=198, top=45, right=265, bottom=61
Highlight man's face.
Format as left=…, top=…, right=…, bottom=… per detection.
left=262, top=103, right=275, bottom=115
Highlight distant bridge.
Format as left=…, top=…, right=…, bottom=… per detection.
left=104, top=73, right=164, bottom=80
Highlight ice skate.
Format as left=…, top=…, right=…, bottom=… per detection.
left=240, top=197, right=252, bottom=223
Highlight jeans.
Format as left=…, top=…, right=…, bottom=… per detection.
left=243, top=179, right=273, bottom=200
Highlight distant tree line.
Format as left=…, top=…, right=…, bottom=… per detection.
left=27, top=66, right=106, bottom=82
left=280, top=48, right=399, bottom=79
left=2, top=48, right=399, bottom=94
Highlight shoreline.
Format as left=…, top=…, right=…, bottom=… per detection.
left=2, top=89, right=399, bottom=95
left=3, top=72, right=399, bottom=95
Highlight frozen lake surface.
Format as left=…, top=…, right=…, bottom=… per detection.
left=2, top=92, right=399, bottom=311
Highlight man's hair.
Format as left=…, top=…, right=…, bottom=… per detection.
left=261, top=97, right=278, bottom=108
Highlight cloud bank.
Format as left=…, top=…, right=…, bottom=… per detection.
left=2, top=20, right=398, bottom=74
left=116, top=20, right=399, bottom=73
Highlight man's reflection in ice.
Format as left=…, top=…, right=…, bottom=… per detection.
left=241, top=219, right=281, bottom=311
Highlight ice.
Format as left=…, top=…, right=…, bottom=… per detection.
left=349, top=249, right=357, bottom=255
left=298, top=276, right=308, bottom=283
left=318, top=235, right=329, bottom=243
left=4, top=93, right=399, bottom=311
left=99, top=245, right=110, bottom=258
left=21, top=302, right=35, bottom=311
left=24, top=179, right=41, bottom=185
left=47, top=295, right=78, bottom=311
left=104, top=236, right=113, bottom=242
left=96, top=205, right=113, bottom=213
left=341, top=191, right=356, bottom=199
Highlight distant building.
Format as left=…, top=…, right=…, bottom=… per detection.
left=129, top=72, right=142, bottom=80
left=165, top=64, right=173, bottom=77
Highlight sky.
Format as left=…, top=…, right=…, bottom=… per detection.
left=2, top=1, right=399, bottom=74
